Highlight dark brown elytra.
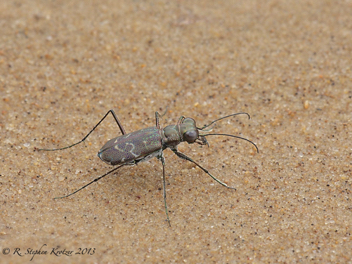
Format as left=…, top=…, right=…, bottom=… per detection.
left=37, top=109, right=258, bottom=226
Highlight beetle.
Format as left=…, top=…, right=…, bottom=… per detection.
left=38, top=109, right=258, bottom=225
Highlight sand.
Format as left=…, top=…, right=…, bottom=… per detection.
left=1, top=0, right=351, bottom=263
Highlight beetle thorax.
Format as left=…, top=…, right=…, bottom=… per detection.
left=162, top=117, right=199, bottom=148
left=162, top=125, right=181, bottom=147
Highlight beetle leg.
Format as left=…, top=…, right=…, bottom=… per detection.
left=109, top=109, right=127, bottom=135
left=177, top=116, right=185, bottom=125
left=171, top=149, right=236, bottom=190
left=158, top=152, right=171, bottom=226
left=54, top=163, right=129, bottom=199
left=38, top=109, right=126, bottom=151
left=155, top=112, right=161, bottom=129
left=155, top=107, right=169, bottom=129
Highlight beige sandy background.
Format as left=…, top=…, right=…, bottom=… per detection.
left=1, top=0, right=351, bottom=263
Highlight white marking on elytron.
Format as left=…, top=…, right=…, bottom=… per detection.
left=125, top=143, right=139, bottom=157
left=114, top=133, right=132, bottom=144
left=113, top=144, right=124, bottom=152
left=113, top=142, right=139, bottom=158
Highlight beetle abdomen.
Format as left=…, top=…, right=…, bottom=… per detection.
left=97, top=127, right=162, bottom=165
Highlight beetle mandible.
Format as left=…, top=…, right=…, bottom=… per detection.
left=38, top=109, right=259, bottom=225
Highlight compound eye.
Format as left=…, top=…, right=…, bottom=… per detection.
left=183, top=130, right=198, bottom=143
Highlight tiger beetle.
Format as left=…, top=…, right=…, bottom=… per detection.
left=37, top=109, right=258, bottom=226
